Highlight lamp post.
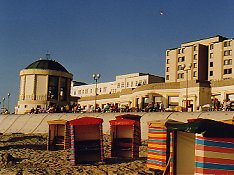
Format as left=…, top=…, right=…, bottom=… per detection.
left=2, top=97, right=5, bottom=113
left=7, top=93, right=10, bottom=113
left=183, top=64, right=191, bottom=112
left=92, top=74, right=101, bottom=112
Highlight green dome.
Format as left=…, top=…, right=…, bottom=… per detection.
left=25, top=59, right=68, bottom=72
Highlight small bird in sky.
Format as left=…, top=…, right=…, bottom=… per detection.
left=160, top=10, right=164, bottom=16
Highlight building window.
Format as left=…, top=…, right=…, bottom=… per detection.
left=166, top=59, right=170, bottom=64
left=210, top=71, right=213, bottom=76
left=177, top=73, right=184, bottom=79
left=224, top=41, right=231, bottom=47
left=193, top=71, right=197, bottom=77
left=131, top=82, right=133, bottom=87
left=82, top=90, right=84, bottom=94
left=59, top=77, right=68, bottom=101
left=48, top=76, right=59, bottom=100
left=193, top=63, right=197, bottom=68
left=121, top=82, right=124, bottom=88
left=194, top=45, right=197, bottom=51
left=178, top=49, right=181, bottom=54
left=210, top=44, right=214, bottom=50
left=182, top=48, right=185, bottom=53
left=178, top=57, right=185, bottom=62
left=194, top=54, right=197, bottom=60
left=99, top=88, right=102, bottom=93
left=117, top=83, right=120, bottom=88
left=166, top=75, right=169, bottom=80
left=166, top=67, right=170, bottom=72
left=126, top=82, right=129, bottom=87
left=210, top=53, right=214, bottom=58
left=167, top=51, right=170, bottom=56
left=135, top=81, right=138, bottom=86
left=224, top=59, right=232, bottom=65
left=90, top=89, right=92, bottom=93
left=224, top=68, right=232, bottom=74
left=224, top=50, right=232, bottom=56
left=178, top=65, right=183, bottom=70
left=74, top=91, right=76, bottom=95
left=210, top=62, right=213, bottom=67
left=78, top=90, right=81, bottom=94
left=85, top=89, right=88, bottom=94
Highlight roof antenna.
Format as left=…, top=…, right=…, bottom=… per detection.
left=46, top=51, right=50, bottom=60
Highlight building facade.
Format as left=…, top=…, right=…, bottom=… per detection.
left=165, top=35, right=228, bottom=83
left=16, top=58, right=73, bottom=114
left=16, top=35, right=234, bottom=113
left=71, top=73, right=165, bottom=97
left=74, top=35, right=234, bottom=112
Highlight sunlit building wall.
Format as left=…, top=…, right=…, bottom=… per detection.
left=16, top=58, right=73, bottom=114
left=71, top=73, right=165, bottom=97
left=165, top=35, right=227, bottom=83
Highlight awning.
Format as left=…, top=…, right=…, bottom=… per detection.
left=148, top=119, right=184, bottom=128
left=47, top=119, right=68, bottom=125
left=166, top=119, right=234, bottom=138
left=70, top=117, right=103, bottom=125
left=115, top=114, right=141, bottom=120
left=109, top=119, right=135, bottom=126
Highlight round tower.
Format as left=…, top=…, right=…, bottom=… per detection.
left=16, top=57, right=73, bottom=114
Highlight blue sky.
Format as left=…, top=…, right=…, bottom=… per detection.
left=0, top=0, right=234, bottom=112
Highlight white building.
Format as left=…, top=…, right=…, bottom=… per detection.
left=16, top=58, right=73, bottom=114
left=71, top=73, right=165, bottom=97
left=17, top=35, right=234, bottom=113
left=71, top=36, right=234, bottom=112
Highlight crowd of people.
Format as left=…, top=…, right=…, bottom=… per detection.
left=209, top=98, right=233, bottom=111
left=29, top=102, right=166, bottom=114
left=30, top=104, right=75, bottom=114
left=28, top=98, right=234, bottom=114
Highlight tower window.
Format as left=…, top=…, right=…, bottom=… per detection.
left=224, top=50, right=232, bottom=56
left=178, top=57, right=185, bottom=62
left=166, top=75, right=169, bottom=80
left=210, top=62, right=213, bottom=67
left=224, top=68, right=232, bottom=74
left=224, top=59, right=232, bottom=65
left=167, top=51, right=170, bottom=56
left=210, top=44, right=214, bottom=50
left=224, top=41, right=231, bottom=47
left=48, top=76, right=59, bottom=100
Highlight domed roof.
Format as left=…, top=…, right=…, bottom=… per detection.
left=25, top=59, right=68, bottom=73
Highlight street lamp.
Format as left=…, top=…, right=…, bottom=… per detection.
left=92, top=73, right=101, bottom=112
left=7, top=93, right=10, bottom=113
left=2, top=97, right=5, bottom=113
left=182, top=64, right=192, bottom=112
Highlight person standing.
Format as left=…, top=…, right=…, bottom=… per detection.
left=159, top=102, right=164, bottom=112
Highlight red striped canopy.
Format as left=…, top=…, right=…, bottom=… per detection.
left=115, top=114, right=141, bottom=121
left=109, top=119, right=136, bottom=126
left=69, top=117, right=103, bottom=125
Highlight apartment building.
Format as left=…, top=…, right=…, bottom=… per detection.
left=165, top=35, right=227, bottom=83
left=208, top=38, right=234, bottom=81
left=71, top=81, right=116, bottom=97
left=71, top=73, right=165, bottom=97
left=72, top=36, right=234, bottom=111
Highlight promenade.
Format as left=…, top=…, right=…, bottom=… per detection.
left=0, top=111, right=233, bottom=140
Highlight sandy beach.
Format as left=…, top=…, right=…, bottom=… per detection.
left=0, top=134, right=153, bottom=175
